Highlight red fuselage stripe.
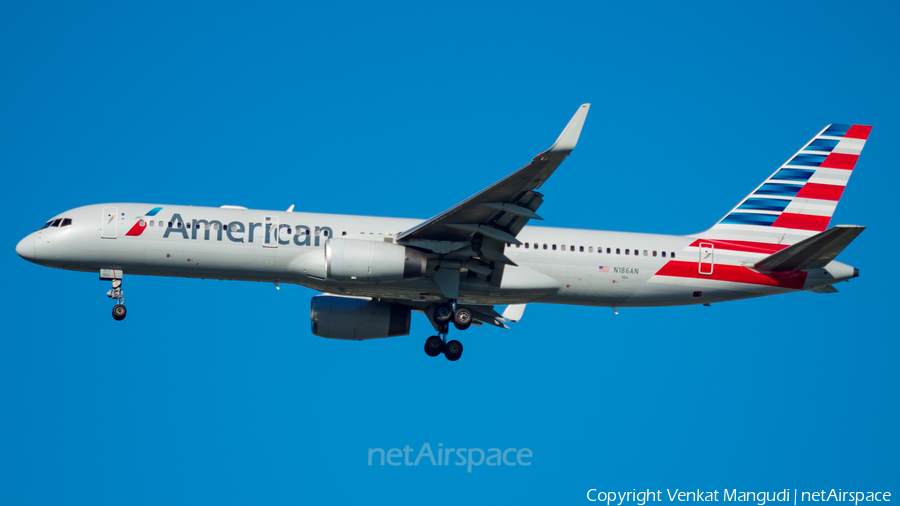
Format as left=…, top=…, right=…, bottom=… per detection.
left=687, top=239, right=789, bottom=254
left=655, top=260, right=807, bottom=289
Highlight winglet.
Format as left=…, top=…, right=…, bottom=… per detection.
left=544, top=104, right=590, bottom=155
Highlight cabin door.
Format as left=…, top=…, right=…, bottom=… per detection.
left=699, top=242, right=714, bottom=275
left=101, top=207, right=118, bottom=239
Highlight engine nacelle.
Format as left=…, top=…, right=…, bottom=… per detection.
left=310, top=295, right=411, bottom=340
left=325, top=238, right=427, bottom=283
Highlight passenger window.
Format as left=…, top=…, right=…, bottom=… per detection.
left=616, top=248, right=620, bottom=254
left=516, top=244, right=520, bottom=248
left=158, top=221, right=163, bottom=227
left=214, top=223, right=219, bottom=230
left=149, top=221, right=155, bottom=227
left=643, top=250, right=648, bottom=256
left=579, top=246, right=584, bottom=252
left=343, top=232, right=347, bottom=236
left=61, top=218, right=72, bottom=227
left=543, top=244, right=547, bottom=250
left=570, top=245, right=575, bottom=252
left=186, top=222, right=191, bottom=228
left=525, top=243, right=529, bottom=249
left=324, top=231, right=329, bottom=237
left=625, top=249, right=630, bottom=255
left=561, top=244, right=566, bottom=251
left=634, top=248, right=638, bottom=255
left=177, top=222, right=182, bottom=228
left=671, top=252, right=676, bottom=258
left=589, top=246, right=593, bottom=253
left=168, top=222, right=173, bottom=227
left=652, top=251, right=657, bottom=257
left=51, top=219, right=62, bottom=227
left=662, top=251, right=666, bottom=258
left=552, top=244, right=557, bottom=250
left=139, top=220, right=146, bottom=227
left=606, top=248, right=611, bottom=254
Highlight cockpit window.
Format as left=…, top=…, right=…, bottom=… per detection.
left=39, top=221, right=53, bottom=230
left=50, top=219, right=62, bottom=227
left=61, top=218, right=72, bottom=227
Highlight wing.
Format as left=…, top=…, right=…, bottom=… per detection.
left=396, top=104, right=590, bottom=296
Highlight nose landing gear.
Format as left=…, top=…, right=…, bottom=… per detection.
left=112, top=303, right=127, bottom=321
left=103, top=272, right=127, bottom=321
left=423, top=301, right=470, bottom=361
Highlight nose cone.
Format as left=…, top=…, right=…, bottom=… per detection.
left=16, top=235, right=35, bottom=261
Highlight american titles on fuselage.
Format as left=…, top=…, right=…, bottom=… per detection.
left=156, top=213, right=334, bottom=246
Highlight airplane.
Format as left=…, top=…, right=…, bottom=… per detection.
left=16, top=104, right=869, bottom=362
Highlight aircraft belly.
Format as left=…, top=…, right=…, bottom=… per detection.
left=297, top=275, right=554, bottom=305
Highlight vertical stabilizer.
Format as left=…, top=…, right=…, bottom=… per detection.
left=698, top=124, right=870, bottom=249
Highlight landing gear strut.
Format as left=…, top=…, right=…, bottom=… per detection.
left=107, top=277, right=127, bottom=321
left=423, top=301, right=470, bottom=361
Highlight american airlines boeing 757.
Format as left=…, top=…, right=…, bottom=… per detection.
left=16, top=105, right=868, bottom=361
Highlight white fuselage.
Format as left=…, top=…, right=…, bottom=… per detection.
left=18, top=203, right=855, bottom=308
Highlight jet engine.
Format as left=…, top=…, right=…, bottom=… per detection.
left=325, top=238, right=427, bottom=283
left=310, top=295, right=411, bottom=340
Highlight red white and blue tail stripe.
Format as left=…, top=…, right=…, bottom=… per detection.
left=699, top=124, right=870, bottom=248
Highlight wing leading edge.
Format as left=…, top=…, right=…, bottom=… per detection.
left=398, top=104, right=590, bottom=245
left=396, top=105, right=590, bottom=297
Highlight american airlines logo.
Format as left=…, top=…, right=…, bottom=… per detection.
left=129, top=210, right=334, bottom=247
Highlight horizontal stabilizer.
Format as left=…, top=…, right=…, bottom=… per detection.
left=755, top=225, right=865, bottom=272
left=808, top=285, right=839, bottom=294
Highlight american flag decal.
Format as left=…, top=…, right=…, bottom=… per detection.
left=598, top=266, right=609, bottom=273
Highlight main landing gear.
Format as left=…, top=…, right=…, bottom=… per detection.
left=423, top=302, right=469, bottom=362
left=107, top=277, right=127, bottom=321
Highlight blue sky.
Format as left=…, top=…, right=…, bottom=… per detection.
left=2, top=1, right=898, bottom=504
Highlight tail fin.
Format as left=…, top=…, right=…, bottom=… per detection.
left=700, top=124, right=870, bottom=248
